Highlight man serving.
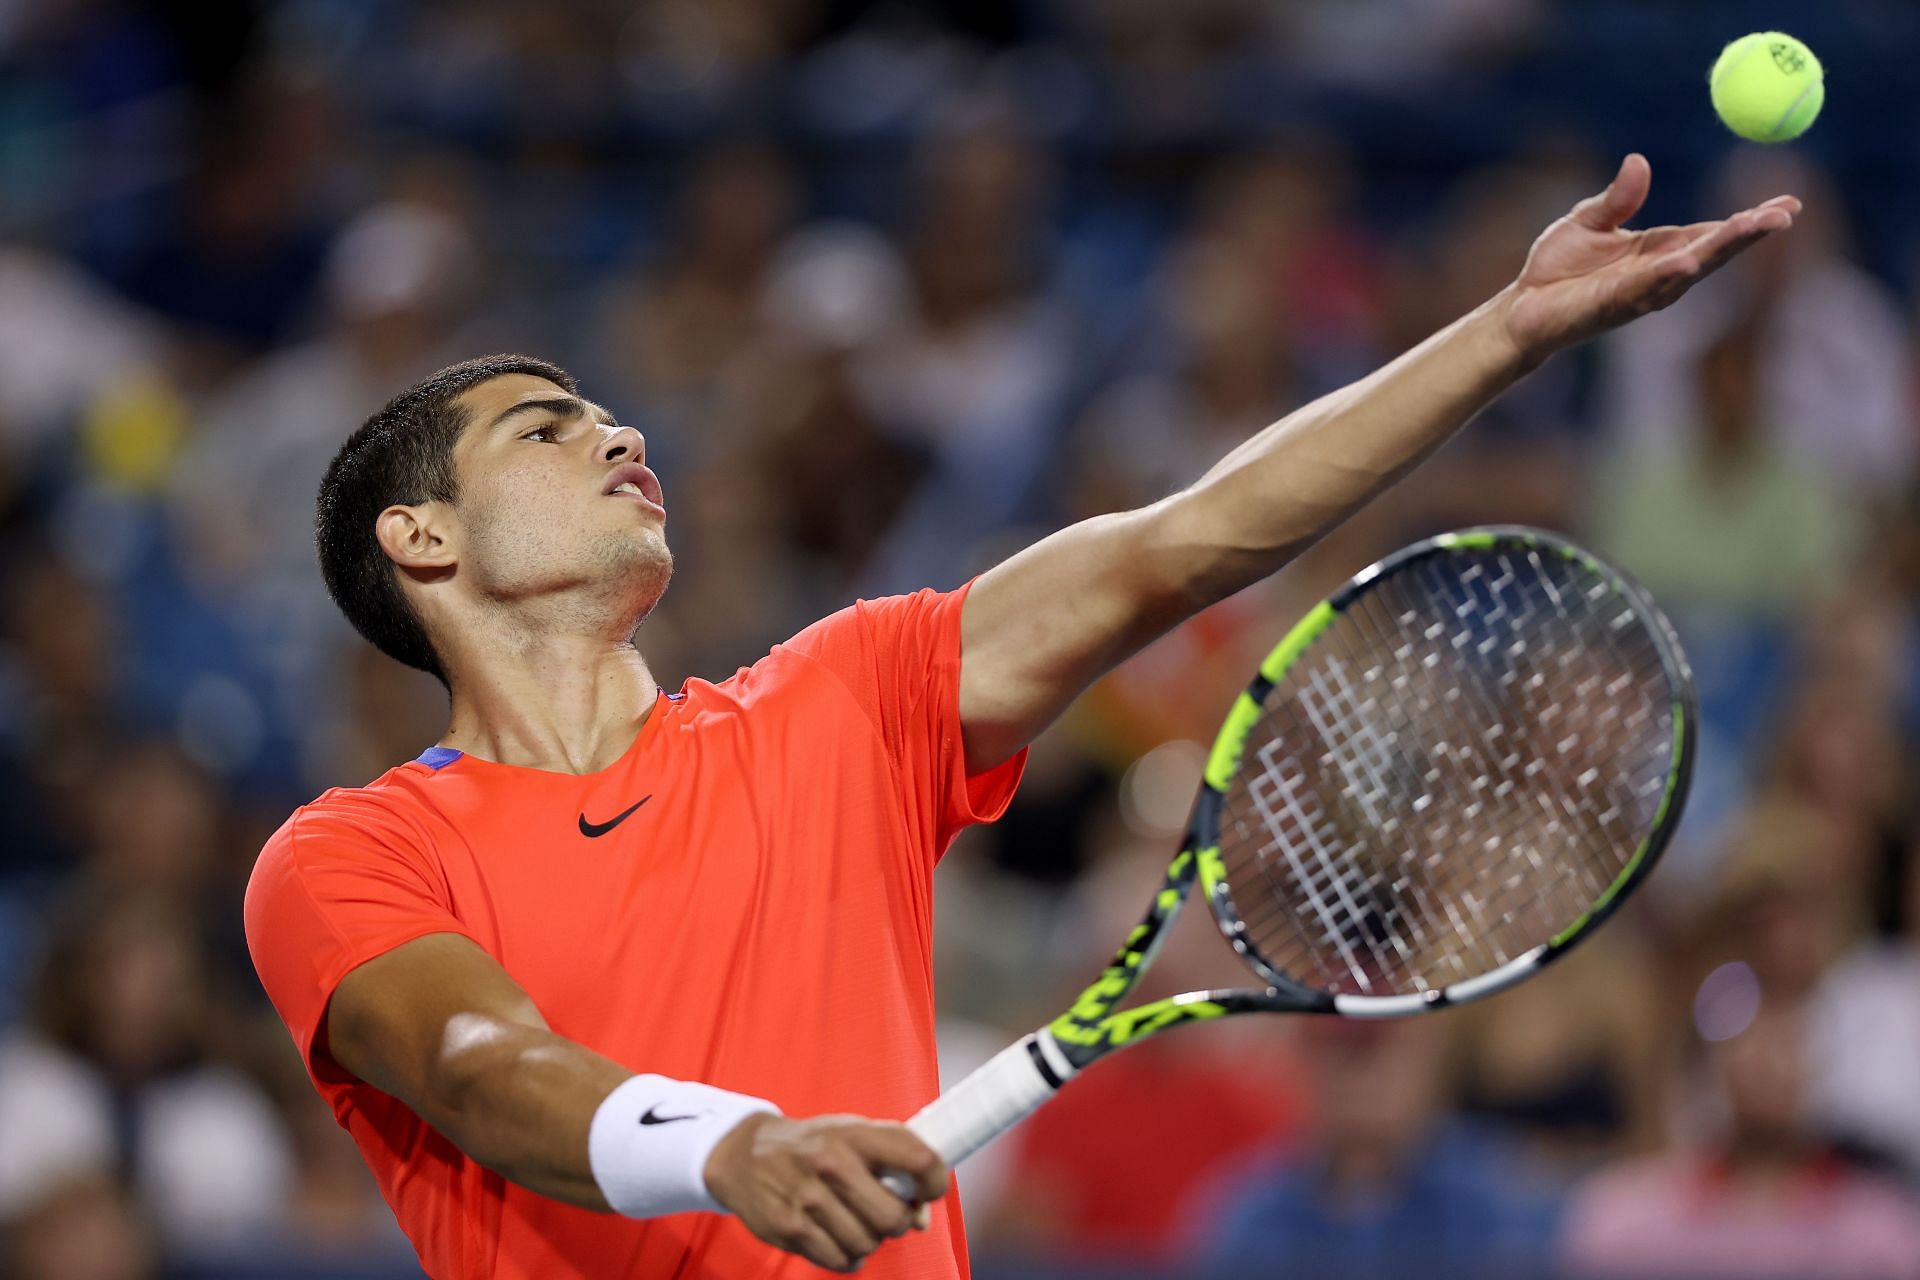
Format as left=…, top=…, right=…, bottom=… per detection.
left=246, top=156, right=1796, bottom=1278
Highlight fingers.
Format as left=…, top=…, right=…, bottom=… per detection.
left=1570, top=153, right=1651, bottom=232
left=1660, top=206, right=1788, bottom=279
left=793, top=1125, right=933, bottom=1272
left=1629, top=202, right=1796, bottom=316
left=756, top=1199, right=858, bottom=1274
left=800, top=1185, right=881, bottom=1272
left=720, top=1116, right=941, bottom=1272
left=811, top=1150, right=933, bottom=1259
left=841, top=1122, right=952, bottom=1206
left=1634, top=220, right=1722, bottom=256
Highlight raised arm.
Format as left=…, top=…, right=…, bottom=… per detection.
left=327, top=934, right=945, bottom=1272
left=958, top=155, right=1799, bottom=770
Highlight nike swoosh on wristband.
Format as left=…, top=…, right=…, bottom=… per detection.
left=579, top=795, right=652, bottom=838
left=639, top=1106, right=698, bottom=1126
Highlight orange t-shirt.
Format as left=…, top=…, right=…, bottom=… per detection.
left=244, top=584, right=1026, bottom=1279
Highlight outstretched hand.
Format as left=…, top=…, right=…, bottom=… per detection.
left=1497, top=153, right=1800, bottom=364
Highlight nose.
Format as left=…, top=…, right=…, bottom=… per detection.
left=596, top=423, right=646, bottom=467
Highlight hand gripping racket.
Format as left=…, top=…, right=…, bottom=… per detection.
left=882, top=525, right=1695, bottom=1199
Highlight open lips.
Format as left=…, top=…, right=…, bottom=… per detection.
left=603, top=462, right=665, bottom=511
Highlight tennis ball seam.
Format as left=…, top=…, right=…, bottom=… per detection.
left=1766, top=82, right=1819, bottom=140
left=1710, top=39, right=1761, bottom=86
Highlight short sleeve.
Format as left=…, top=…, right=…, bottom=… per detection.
left=243, top=798, right=479, bottom=1085
left=783, top=579, right=1027, bottom=857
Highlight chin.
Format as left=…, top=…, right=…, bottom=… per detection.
left=625, top=543, right=674, bottom=614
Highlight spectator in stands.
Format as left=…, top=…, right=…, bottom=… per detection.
left=0, top=250, right=161, bottom=463
left=0, top=554, right=122, bottom=887
left=1561, top=1004, right=1920, bottom=1279
left=646, top=222, right=933, bottom=676
left=1452, top=929, right=1670, bottom=1166
left=1592, top=315, right=1857, bottom=616
left=168, top=181, right=485, bottom=594
left=855, top=114, right=1077, bottom=594
left=1184, top=1017, right=1562, bottom=1280
left=1601, top=149, right=1915, bottom=496
left=1696, top=796, right=1859, bottom=1009
left=2, top=1175, right=157, bottom=1280
left=74, top=742, right=221, bottom=901
left=0, top=889, right=290, bottom=1253
left=157, top=179, right=487, bottom=790
left=1762, top=674, right=1912, bottom=899
left=1808, top=827, right=1920, bottom=1179
left=597, top=144, right=800, bottom=477
left=112, top=74, right=341, bottom=364
left=246, top=1032, right=417, bottom=1263
left=1384, top=155, right=1599, bottom=535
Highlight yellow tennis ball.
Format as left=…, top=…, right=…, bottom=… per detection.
left=1709, top=32, right=1824, bottom=143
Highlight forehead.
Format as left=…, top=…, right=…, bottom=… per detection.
left=453, top=373, right=577, bottom=431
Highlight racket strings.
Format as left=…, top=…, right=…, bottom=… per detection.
left=1343, top=553, right=1665, bottom=977
left=1385, top=556, right=1657, bottom=944
left=1218, top=546, right=1676, bottom=998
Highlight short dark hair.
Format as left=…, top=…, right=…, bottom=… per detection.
left=316, top=353, right=578, bottom=687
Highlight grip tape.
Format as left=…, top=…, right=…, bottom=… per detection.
left=878, top=1030, right=1074, bottom=1201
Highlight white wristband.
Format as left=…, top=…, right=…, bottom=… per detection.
left=587, top=1074, right=781, bottom=1218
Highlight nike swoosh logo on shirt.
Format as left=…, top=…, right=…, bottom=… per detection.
left=578, top=795, right=652, bottom=838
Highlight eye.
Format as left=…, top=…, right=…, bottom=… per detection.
left=521, top=424, right=560, bottom=443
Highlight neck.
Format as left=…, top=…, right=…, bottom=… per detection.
left=438, top=618, right=661, bottom=776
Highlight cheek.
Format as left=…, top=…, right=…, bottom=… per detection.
left=470, top=466, right=580, bottom=541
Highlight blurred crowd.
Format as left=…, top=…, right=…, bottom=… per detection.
left=3, top=1, right=1920, bottom=1278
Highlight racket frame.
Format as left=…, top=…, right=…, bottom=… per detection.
left=882, top=525, right=1696, bottom=1194
left=1046, top=524, right=1696, bottom=1069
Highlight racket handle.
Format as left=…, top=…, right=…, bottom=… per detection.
left=878, top=1031, right=1074, bottom=1202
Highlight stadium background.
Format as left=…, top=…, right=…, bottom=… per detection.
left=3, top=1, right=1919, bottom=1277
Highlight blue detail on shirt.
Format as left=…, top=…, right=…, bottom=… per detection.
left=416, top=746, right=464, bottom=770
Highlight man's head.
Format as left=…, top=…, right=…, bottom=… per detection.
left=317, top=354, right=671, bottom=688
left=1712, top=1004, right=1808, bottom=1155
left=1306, top=1016, right=1449, bottom=1172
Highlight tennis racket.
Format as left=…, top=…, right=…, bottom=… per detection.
left=882, top=524, right=1694, bottom=1199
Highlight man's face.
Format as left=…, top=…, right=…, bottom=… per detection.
left=443, top=374, right=671, bottom=623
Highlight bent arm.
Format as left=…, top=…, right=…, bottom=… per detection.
left=959, top=295, right=1522, bottom=771
left=324, top=933, right=948, bottom=1271
left=326, top=932, right=629, bottom=1208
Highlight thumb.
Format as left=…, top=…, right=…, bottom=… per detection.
left=1569, top=154, right=1651, bottom=232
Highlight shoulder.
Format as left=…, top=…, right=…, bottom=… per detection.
left=266, top=773, right=431, bottom=852
left=246, top=772, right=443, bottom=901
left=779, top=586, right=963, bottom=660
left=700, top=586, right=967, bottom=719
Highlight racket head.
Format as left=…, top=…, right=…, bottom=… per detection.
left=1192, top=525, right=1695, bottom=1016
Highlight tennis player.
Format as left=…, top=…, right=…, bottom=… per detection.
left=245, top=156, right=1794, bottom=1278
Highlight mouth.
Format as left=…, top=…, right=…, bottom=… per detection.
left=604, top=464, right=665, bottom=514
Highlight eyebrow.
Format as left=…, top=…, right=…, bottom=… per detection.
left=486, top=395, right=622, bottom=433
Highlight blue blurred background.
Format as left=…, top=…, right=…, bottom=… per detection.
left=3, top=1, right=1919, bottom=1277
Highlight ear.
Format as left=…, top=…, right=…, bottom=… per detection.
left=375, top=501, right=458, bottom=575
